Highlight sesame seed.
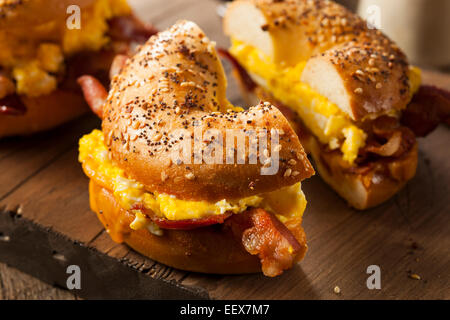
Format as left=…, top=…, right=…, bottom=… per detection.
left=334, top=286, right=341, bottom=294
left=153, top=132, right=162, bottom=141
left=284, top=168, right=292, bottom=177
left=409, top=274, right=421, bottom=280
left=185, top=172, right=195, bottom=180
left=288, top=159, right=297, bottom=166
left=354, top=88, right=363, bottom=94
left=376, top=83, right=383, bottom=89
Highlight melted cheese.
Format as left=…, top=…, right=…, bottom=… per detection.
left=79, top=130, right=307, bottom=231
left=3, top=0, right=130, bottom=97
left=230, top=40, right=422, bottom=164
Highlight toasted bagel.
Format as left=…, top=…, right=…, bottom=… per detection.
left=233, top=73, right=418, bottom=210
left=103, top=21, right=314, bottom=202
left=79, top=20, right=313, bottom=276
left=0, top=0, right=152, bottom=138
left=223, top=0, right=422, bottom=209
left=224, top=0, right=411, bottom=121
left=89, top=180, right=265, bottom=274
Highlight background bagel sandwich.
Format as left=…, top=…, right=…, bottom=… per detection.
left=78, top=20, right=315, bottom=277
left=0, top=0, right=157, bottom=138
left=223, top=0, right=450, bottom=210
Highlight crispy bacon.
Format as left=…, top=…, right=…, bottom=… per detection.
left=226, top=208, right=302, bottom=277
left=131, top=203, right=232, bottom=230
left=402, top=85, right=450, bottom=137
left=0, top=94, right=27, bottom=116
left=151, top=213, right=232, bottom=230
left=77, top=75, right=108, bottom=119
left=0, top=74, right=15, bottom=99
left=108, top=15, right=158, bottom=44
left=109, top=54, right=129, bottom=80
left=134, top=200, right=302, bottom=276
left=217, top=48, right=257, bottom=92
left=364, top=116, right=416, bottom=158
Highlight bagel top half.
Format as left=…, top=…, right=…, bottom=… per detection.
left=101, top=20, right=314, bottom=202
left=224, top=0, right=414, bottom=121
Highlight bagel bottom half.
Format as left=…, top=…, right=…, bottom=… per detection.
left=304, top=135, right=418, bottom=210
left=88, top=180, right=271, bottom=274
left=0, top=90, right=88, bottom=138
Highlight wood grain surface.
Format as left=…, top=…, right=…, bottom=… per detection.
left=0, top=0, right=449, bottom=300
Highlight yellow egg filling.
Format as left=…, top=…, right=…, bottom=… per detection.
left=79, top=130, right=307, bottom=231
left=2, top=0, right=131, bottom=97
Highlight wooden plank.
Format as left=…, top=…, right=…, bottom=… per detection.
left=0, top=115, right=100, bottom=200
left=0, top=0, right=449, bottom=299
left=0, top=262, right=77, bottom=300
left=183, top=130, right=450, bottom=299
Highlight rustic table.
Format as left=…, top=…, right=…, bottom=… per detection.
left=0, top=0, right=449, bottom=300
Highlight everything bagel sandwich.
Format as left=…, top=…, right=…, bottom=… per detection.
left=78, top=21, right=314, bottom=276
left=223, top=0, right=450, bottom=210
left=0, top=0, right=156, bottom=138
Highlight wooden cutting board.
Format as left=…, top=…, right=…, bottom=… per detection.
left=0, top=0, right=449, bottom=299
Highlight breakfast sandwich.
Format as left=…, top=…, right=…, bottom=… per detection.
left=223, top=0, right=450, bottom=209
left=0, top=0, right=156, bottom=138
left=78, top=21, right=315, bottom=277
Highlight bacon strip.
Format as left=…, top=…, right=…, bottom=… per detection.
left=131, top=203, right=232, bottom=230
left=363, top=116, right=416, bottom=158
left=0, top=74, right=15, bottom=100
left=151, top=213, right=232, bottom=230
left=402, top=85, right=450, bottom=137
left=77, top=76, right=108, bottom=119
left=108, top=15, right=158, bottom=44
left=226, top=208, right=302, bottom=277
left=217, top=48, right=257, bottom=92
left=0, top=94, right=27, bottom=116
left=109, top=54, right=129, bottom=80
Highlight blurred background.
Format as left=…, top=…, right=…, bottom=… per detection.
left=338, top=0, right=450, bottom=71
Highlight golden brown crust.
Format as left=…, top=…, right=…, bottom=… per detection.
left=0, top=89, right=88, bottom=138
left=0, top=0, right=95, bottom=28
left=224, top=0, right=411, bottom=120
left=103, top=21, right=314, bottom=202
left=89, top=180, right=264, bottom=274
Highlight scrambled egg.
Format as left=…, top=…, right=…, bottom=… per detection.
left=3, top=0, right=130, bottom=97
left=63, top=0, right=131, bottom=54
left=230, top=40, right=422, bottom=164
left=13, top=44, right=62, bottom=96
left=79, top=130, right=307, bottom=232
